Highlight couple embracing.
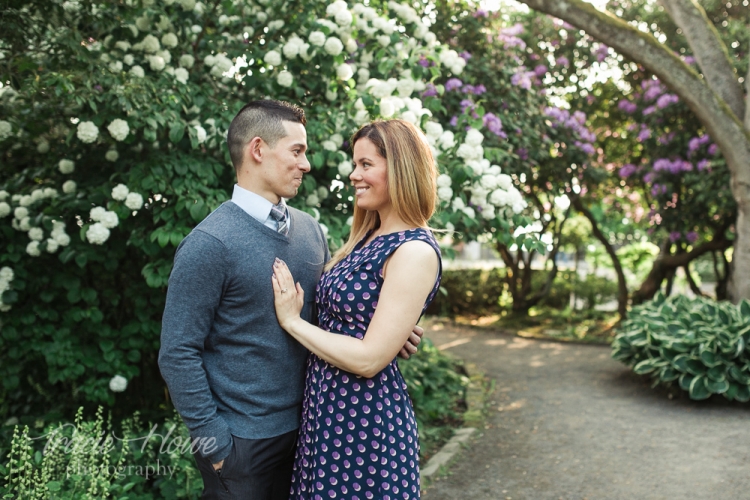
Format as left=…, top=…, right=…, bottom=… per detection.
left=159, top=99, right=442, bottom=500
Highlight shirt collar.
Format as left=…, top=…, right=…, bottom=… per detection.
left=231, top=184, right=286, bottom=224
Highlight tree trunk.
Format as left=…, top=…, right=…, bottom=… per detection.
left=572, top=197, right=628, bottom=319
left=683, top=263, right=707, bottom=298
left=518, top=0, right=750, bottom=302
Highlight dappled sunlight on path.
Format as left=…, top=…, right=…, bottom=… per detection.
left=422, top=321, right=750, bottom=500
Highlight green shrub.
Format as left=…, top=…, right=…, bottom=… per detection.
left=612, top=293, right=750, bottom=401
left=426, top=268, right=507, bottom=317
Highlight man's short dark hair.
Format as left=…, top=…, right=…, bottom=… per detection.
left=227, top=99, right=307, bottom=170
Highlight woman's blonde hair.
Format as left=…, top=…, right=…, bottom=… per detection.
left=325, top=119, right=438, bottom=271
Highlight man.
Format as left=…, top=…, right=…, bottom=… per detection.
left=159, top=99, right=422, bottom=499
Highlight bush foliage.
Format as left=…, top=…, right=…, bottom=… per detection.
left=612, top=293, right=750, bottom=401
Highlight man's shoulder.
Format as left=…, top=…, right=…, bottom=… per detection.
left=191, top=202, right=243, bottom=240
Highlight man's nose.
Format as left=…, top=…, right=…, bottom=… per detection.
left=299, top=155, right=311, bottom=172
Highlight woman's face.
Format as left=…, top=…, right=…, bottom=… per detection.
left=351, top=138, right=389, bottom=213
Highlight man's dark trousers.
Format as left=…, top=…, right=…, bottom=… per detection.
left=193, top=430, right=297, bottom=499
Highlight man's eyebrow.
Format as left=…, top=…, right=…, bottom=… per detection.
left=290, top=142, right=307, bottom=150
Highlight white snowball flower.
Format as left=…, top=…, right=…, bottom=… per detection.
left=335, top=9, right=353, bottom=27
left=161, top=33, right=178, bottom=47
left=437, top=174, right=452, bottom=188
left=299, top=43, right=312, bottom=61
left=345, top=38, right=358, bottom=53
left=86, top=222, right=110, bottom=245
left=309, top=31, right=326, bottom=47
left=487, top=165, right=502, bottom=176
left=105, top=149, right=119, bottom=162
left=124, top=54, right=135, bottom=66
left=156, top=49, right=172, bottom=64
left=336, top=63, right=353, bottom=81
left=306, top=194, right=320, bottom=206
left=283, top=38, right=302, bottom=58
left=90, top=206, right=107, bottom=221
left=14, top=207, right=29, bottom=220
left=330, top=134, right=344, bottom=148
left=0, top=191, right=7, bottom=201
left=179, top=54, right=195, bottom=68
left=148, top=55, right=166, bottom=71
left=400, top=110, right=417, bottom=124
left=43, top=188, right=57, bottom=199
left=194, top=125, right=207, bottom=143
left=130, top=65, right=145, bottom=77
left=489, top=189, right=509, bottom=206
left=28, top=227, right=44, bottom=241
left=26, top=241, right=41, bottom=257
left=317, top=186, right=329, bottom=199
left=0, top=121, right=11, bottom=141
left=109, top=375, right=128, bottom=392
left=452, top=197, right=466, bottom=211
left=462, top=206, right=476, bottom=219
left=0, top=202, right=10, bottom=218
left=497, top=174, right=513, bottom=190
left=54, top=232, right=71, bottom=246
left=18, top=217, right=31, bottom=231
left=175, top=67, right=189, bottom=84
left=19, top=195, right=32, bottom=207
left=0, top=267, right=12, bottom=281
left=108, top=119, right=130, bottom=141
left=438, top=131, right=455, bottom=149
left=354, top=109, right=370, bottom=125
left=482, top=205, right=496, bottom=220
left=338, top=160, right=353, bottom=177
left=256, top=11, right=267, bottom=23
left=357, top=68, right=370, bottom=84
left=325, top=90, right=337, bottom=101
left=437, top=186, right=453, bottom=202
left=58, top=159, right=75, bottom=174
left=377, top=35, right=391, bottom=47
left=457, top=143, right=481, bottom=161
left=112, top=184, right=130, bottom=201
left=30, top=189, right=44, bottom=203
left=324, top=37, right=344, bottom=56
left=243, top=26, right=255, bottom=37
left=277, top=70, right=293, bottom=87
left=465, top=128, right=484, bottom=146
left=46, top=238, right=59, bottom=253
left=424, top=32, right=437, bottom=45
left=268, top=20, right=284, bottom=30
left=322, top=140, right=337, bottom=151
left=37, top=140, right=50, bottom=154
left=115, top=41, right=131, bottom=51
left=326, top=0, right=348, bottom=16
left=481, top=174, right=499, bottom=190
left=125, top=192, right=144, bottom=210
left=141, top=34, right=160, bottom=53
left=76, top=121, right=99, bottom=143
left=100, top=211, right=119, bottom=229
left=62, top=180, right=76, bottom=193
left=264, top=50, right=282, bottom=66
left=109, top=61, right=123, bottom=72
left=425, top=122, right=443, bottom=139
left=191, top=24, right=202, bottom=33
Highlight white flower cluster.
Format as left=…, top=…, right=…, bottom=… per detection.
left=0, top=120, right=13, bottom=140
left=76, top=121, right=99, bottom=143
left=204, top=53, right=233, bottom=77
left=282, top=36, right=310, bottom=61
left=0, top=267, right=14, bottom=312
left=109, top=374, right=128, bottom=392
left=110, top=183, right=144, bottom=211
left=326, top=1, right=353, bottom=27
left=439, top=49, right=466, bottom=76
left=59, top=159, right=75, bottom=174
left=363, top=76, right=429, bottom=123
left=0, top=190, right=10, bottom=218
left=107, top=119, right=130, bottom=142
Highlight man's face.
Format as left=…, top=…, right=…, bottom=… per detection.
left=258, top=121, right=310, bottom=203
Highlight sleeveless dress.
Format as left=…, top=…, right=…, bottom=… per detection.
left=289, top=227, right=442, bottom=500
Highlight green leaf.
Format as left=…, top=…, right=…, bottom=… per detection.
left=706, top=365, right=726, bottom=381
left=688, top=375, right=711, bottom=400
left=699, top=350, right=722, bottom=368
left=659, top=365, right=679, bottom=383
left=47, top=481, right=61, bottom=492
left=729, top=366, right=750, bottom=384
left=671, top=354, right=690, bottom=372
left=634, top=359, right=658, bottom=375
left=739, top=299, right=750, bottom=320
left=685, top=358, right=707, bottom=376
left=735, top=384, right=750, bottom=403
left=189, top=199, right=206, bottom=222
left=169, top=122, right=185, bottom=143
left=705, top=377, right=729, bottom=394
left=678, top=373, right=694, bottom=391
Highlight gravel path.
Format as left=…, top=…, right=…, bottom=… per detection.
left=422, top=323, right=750, bottom=500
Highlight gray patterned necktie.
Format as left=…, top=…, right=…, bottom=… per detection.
left=269, top=202, right=289, bottom=236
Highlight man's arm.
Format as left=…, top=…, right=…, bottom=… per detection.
left=158, top=231, right=232, bottom=464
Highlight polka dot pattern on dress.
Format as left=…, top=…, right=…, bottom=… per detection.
left=290, top=228, right=442, bottom=500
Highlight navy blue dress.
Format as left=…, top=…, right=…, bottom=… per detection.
left=289, top=228, right=442, bottom=500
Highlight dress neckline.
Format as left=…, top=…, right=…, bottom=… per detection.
left=354, top=227, right=425, bottom=253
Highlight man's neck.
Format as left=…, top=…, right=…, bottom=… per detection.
left=236, top=179, right=280, bottom=205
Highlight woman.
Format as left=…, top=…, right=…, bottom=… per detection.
left=271, top=119, right=442, bottom=500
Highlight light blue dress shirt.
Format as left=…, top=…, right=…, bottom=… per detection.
left=231, top=184, right=289, bottom=232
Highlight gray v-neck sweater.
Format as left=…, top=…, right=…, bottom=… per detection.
left=159, top=201, right=329, bottom=462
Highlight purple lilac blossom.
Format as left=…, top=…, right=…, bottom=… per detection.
left=643, top=85, right=664, bottom=101
left=637, top=126, right=651, bottom=142
left=449, top=115, right=458, bottom=127
left=483, top=113, right=505, bottom=138
left=517, top=148, right=528, bottom=160
left=555, top=56, right=570, bottom=67
left=460, top=99, right=475, bottom=113
left=651, top=184, right=668, bottom=197
left=422, top=83, right=438, bottom=97
left=497, top=23, right=526, bottom=49
left=642, top=105, right=657, bottom=116
left=697, top=159, right=710, bottom=171
left=474, top=84, right=487, bottom=95
left=534, top=64, right=548, bottom=77
left=708, top=144, right=718, bottom=156
left=473, top=9, right=488, bottom=17
left=580, top=143, right=596, bottom=155
left=683, top=56, right=696, bottom=65
left=617, top=100, right=638, bottom=114
left=510, top=69, right=534, bottom=90
left=688, top=137, right=701, bottom=152
left=686, top=231, right=699, bottom=243
left=619, top=164, right=638, bottom=178
left=656, top=94, right=679, bottom=109
left=417, top=56, right=430, bottom=68
left=657, top=132, right=675, bottom=145
left=459, top=51, right=472, bottom=61
left=445, top=78, right=463, bottom=91
left=669, top=231, right=681, bottom=243
left=594, top=44, right=609, bottom=62
left=643, top=172, right=657, bottom=184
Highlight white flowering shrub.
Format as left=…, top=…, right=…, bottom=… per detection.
left=0, top=0, right=559, bottom=415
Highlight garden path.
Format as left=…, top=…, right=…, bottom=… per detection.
left=422, top=322, right=750, bottom=500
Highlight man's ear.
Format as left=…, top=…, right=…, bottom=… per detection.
left=246, top=136, right=264, bottom=163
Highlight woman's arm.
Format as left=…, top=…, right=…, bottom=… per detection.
left=272, top=240, right=439, bottom=378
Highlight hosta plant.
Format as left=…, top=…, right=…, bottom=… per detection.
left=612, top=293, right=750, bottom=401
